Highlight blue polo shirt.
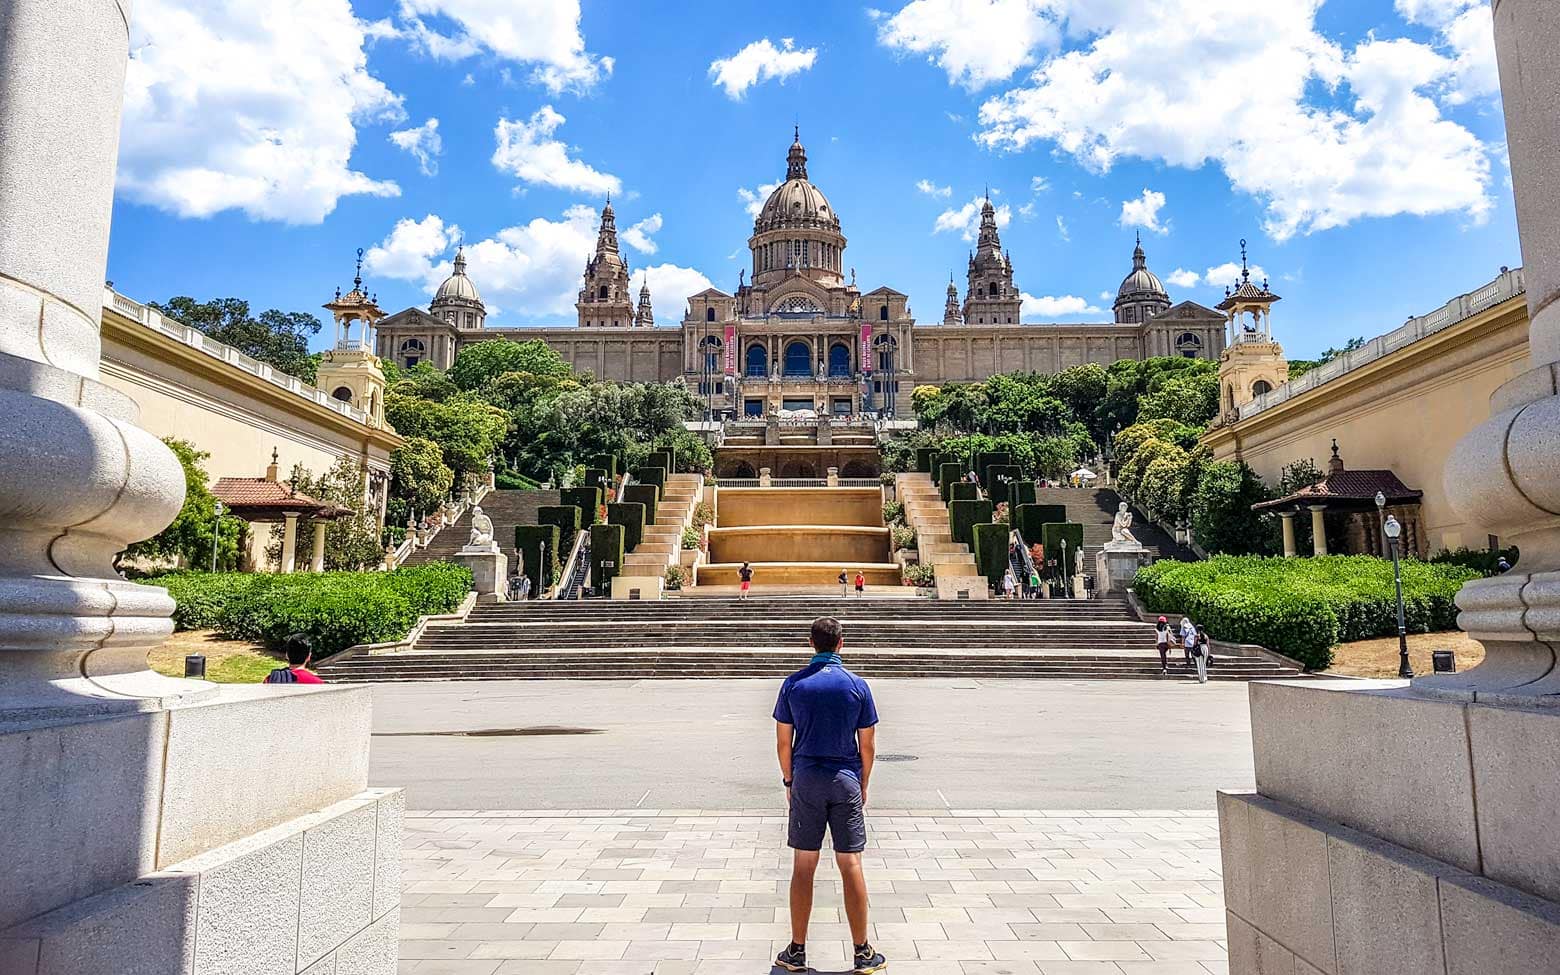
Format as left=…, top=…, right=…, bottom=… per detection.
left=773, top=654, right=879, bottom=778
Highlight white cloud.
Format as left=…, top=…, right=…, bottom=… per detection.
left=365, top=208, right=710, bottom=322
left=119, top=0, right=401, bottom=224
left=1030, top=175, right=1051, bottom=193
left=630, top=266, right=717, bottom=324
left=738, top=182, right=782, bottom=218
left=393, top=0, right=611, bottom=93
left=1055, top=214, right=1070, bottom=241
left=1203, top=261, right=1269, bottom=289
left=1118, top=187, right=1168, bottom=234
left=708, top=37, right=818, bottom=99
left=916, top=179, right=953, bottom=198
left=1021, top=292, right=1102, bottom=319
left=620, top=213, right=663, bottom=254
left=1165, top=268, right=1201, bottom=288
left=968, top=1, right=1494, bottom=240
left=876, top=0, right=1062, bottom=89
left=389, top=117, right=442, bottom=176
left=1018, top=202, right=1036, bottom=218
left=491, top=106, right=621, bottom=195
left=933, top=196, right=1011, bottom=241
left=1396, top=1, right=1498, bottom=104
left=1098, top=291, right=1113, bottom=302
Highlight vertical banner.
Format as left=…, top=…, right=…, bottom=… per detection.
left=723, top=325, right=736, bottom=376
left=860, top=324, right=873, bottom=374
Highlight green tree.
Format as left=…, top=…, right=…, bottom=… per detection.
left=1137, top=370, right=1219, bottom=427
left=390, top=362, right=460, bottom=402
left=124, top=438, right=244, bottom=570
left=387, top=437, right=454, bottom=528
left=384, top=392, right=508, bottom=482
left=269, top=458, right=386, bottom=570
left=1190, top=460, right=1279, bottom=555
left=150, top=296, right=322, bottom=382
left=447, top=339, right=571, bottom=391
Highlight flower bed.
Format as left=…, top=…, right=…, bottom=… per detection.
left=149, top=563, right=473, bottom=658
left=1132, top=555, right=1478, bottom=670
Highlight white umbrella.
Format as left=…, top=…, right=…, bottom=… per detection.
left=1070, top=468, right=1099, bottom=480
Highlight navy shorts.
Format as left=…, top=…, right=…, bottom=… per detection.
left=788, top=766, right=866, bottom=853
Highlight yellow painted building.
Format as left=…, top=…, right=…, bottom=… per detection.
left=1202, top=267, right=1528, bottom=554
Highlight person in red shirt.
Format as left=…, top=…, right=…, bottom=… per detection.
left=853, top=571, right=865, bottom=597
left=264, top=634, right=324, bottom=684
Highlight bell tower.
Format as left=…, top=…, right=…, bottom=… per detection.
left=317, top=248, right=388, bottom=427
left=1215, top=239, right=1287, bottom=421
left=577, top=197, right=635, bottom=327
left=962, top=192, right=1021, bottom=325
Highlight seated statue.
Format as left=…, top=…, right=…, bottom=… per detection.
left=468, top=505, right=495, bottom=548
left=1111, top=501, right=1138, bottom=545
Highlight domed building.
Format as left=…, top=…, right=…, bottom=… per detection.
left=374, top=129, right=1228, bottom=426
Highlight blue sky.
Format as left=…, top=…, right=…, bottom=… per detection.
left=107, top=0, right=1515, bottom=360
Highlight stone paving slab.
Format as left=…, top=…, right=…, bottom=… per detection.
left=399, top=810, right=1228, bottom=974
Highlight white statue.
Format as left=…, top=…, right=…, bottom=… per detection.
left=1075, top=546, right=1085, bottom=576
left=1111, top=502, right=1138, bottom=544
left=468, top=505, right=494, bottom=548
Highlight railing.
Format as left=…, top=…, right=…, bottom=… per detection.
left=551, top=526, right=589, bottom=600
left=103, top=286, right=375, bottom=426
left=1237, top=267, right=1525, bottom=422
left=397, top=482, right=491, bottom=563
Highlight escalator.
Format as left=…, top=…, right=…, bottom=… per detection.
left=558, top=532, right=592, bottom=600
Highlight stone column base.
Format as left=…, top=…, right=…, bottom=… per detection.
left=935, top=575, right=988, bottom=600
left=453, top=545, right=507, bottom=603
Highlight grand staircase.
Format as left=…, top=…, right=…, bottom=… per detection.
left=1029, top=486, right=1193, bottom=564
left=401, top=489, right=559, bottom=567
left=316, top=596, right=1304, bottom=682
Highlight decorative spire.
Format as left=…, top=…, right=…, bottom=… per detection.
left=1132, top=233, right=1146, bottom=270
left=452, top=244, right=467, bottom=274
left=353, top=247, right=364, bottom=292
left=1240, top=238, right=1250, bottom=283
left=595, top=199, right=620, bottom=257
left=786, top=127, right=808, bottom=181
left=634, top=277, right=653, bottom=327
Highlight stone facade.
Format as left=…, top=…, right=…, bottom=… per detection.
left=375, top=132, right=1228, bottom=411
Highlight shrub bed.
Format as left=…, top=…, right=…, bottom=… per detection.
left=608, top=501, right=646, bottom=551
left=971, top=523, right=1010, bottom=586
left=151, top=563, right=473, bottom=657
left=1038, top=523, right=1084, bottom=579
left=1014, top=504, right=1067, bottom=545
left=948, top=481, right=980, bottom=502
left=1132, top=555, right=1480, bottom=670
left=1008, top=481, right=1037, bottom=510
left=514, top=524, right=561, bottom=594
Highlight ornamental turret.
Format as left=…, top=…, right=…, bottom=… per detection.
left=962, top=192, right=1020, bottom=325
left=577, top=197, right=635, bottom=327
left=942, top=274, right=963, bottom=325
left=634, top=280, right=654, bottom=327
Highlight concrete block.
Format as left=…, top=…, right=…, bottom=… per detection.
left=1244, top=797, right=1334, bottom=973
left=300, top=955, right=336, bottom=975
left=184, top=822, right=305, bottom=975
left=1225, top=910, right=1297, bottom=975
left=611, top=575, right=664, bottom=600
left=1217, top=790, right=1253, bottom=918
left=1440, top=874, right=1560, bottom=975
left=297, top=800, right=378, bottom=970
left=334, top=908, right=399, bottom=975
left=157, top=686, right=371, bottom=867
left=1249, top=681, right=1479, bottom=873
left=0, top=871, right=196, bottom=975
left=0, top=710, right=167, bottom=930
left=1326, top=829, right=1448, bottom=975
left=371, top=791, right=404, bottom=920
left=936, top=575, right=988, bottom=600
left=1467, top=701, right=1560, bottom=903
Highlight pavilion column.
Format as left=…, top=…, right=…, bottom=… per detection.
left=0, top=0, right=200, bottom=713
left=311, top=521, right=328, bottom=572
left=1309, top=505, right=1327, bottom=557
left=281, top=512, right=300, bottom=573
left=1279, top=512, right=1298, bottom=558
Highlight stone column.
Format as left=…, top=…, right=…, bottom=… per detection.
left=1279, top=511, right=1297, bottom=558
left=310, top=521, right=328, bottom=572
left=1309, top=505, right=1327, bottom=556
left=0, top=0, right=204, bottom=715
left=280, top=513, right=300, bottom=572
left=1436, top=0, right=1560, bottom=698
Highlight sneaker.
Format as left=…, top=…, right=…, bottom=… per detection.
left=774, top=943, right=808, bottom=972
left=853, top=943, right=887, bottom=973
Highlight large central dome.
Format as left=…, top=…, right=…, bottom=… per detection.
left=747, top=129, right=848, bottom=291
left=753, top=130, right=841, bottom=235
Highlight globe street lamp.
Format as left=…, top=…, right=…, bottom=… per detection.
left=1384, top=514, right=1413, bottom=679
left=210, top=501, right=225, bottom=573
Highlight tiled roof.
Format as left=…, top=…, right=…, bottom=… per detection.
left=1255, top=469, right=1422, bottom=511
left=1217, top=280, right=1280, bottom=309
left=213, top=478, right=346, bottom=518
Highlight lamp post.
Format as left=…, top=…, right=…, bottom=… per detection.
left=1375, top=490, right=1388, bottom=559
left=210, top=501, right=225, bottom=573
left=1385, top=514, right=1413, bottom=679
left=1060, top=537, right=1069, bottom=600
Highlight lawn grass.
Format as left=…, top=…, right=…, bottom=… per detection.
left=148, top=630, right=283, bottom=684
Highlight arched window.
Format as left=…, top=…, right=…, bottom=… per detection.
left=828, top=343, right=850, bottom=377
left=705, top=306, right=716, bottom=322
left=784, top=340, right=812, bottom=377
left=745, top=344, right=767, bottom=378
left=1177, top=331, right=1203, bottom=358
left=989, top=282, right=999, bottom=297
left=699, top=335, right=722, bottom=372
left=879, top=304, right=889, bottom=321
left=873, top=334, right=897, bottom=372
left=598, top=285, right=609, bottom=300
left=1252, top=379, right=1273, bottom=397
left=398, top=338, right=426, bottom=368
left=332, top=386, right=353, bottom=403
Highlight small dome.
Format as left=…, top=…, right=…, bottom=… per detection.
left=433, top=248, right=483, bottom=307
left=1116, top=239, right=1167, bottom=300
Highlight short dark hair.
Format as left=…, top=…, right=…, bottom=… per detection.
left=810, top=616, right=843, bottom=654
left=283, top=633, right=314, bottom=667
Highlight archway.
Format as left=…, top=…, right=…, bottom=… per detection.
left=1253, top=379, right=1273, bottom=397
left=718, top=459, right=758, bottom=479
left=841, top=460, right=876, bottom=477
left=779, top=460, right=817, bottom=478
left=332, top=386, right=353, bottom=403
left=745, top=344, right=767, bottom=377
left=828, top=343, right=850, bottom=377
left=783, top=340, right=812, bottom=377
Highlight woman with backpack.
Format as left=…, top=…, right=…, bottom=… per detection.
left=1192, top=626, right=1211, bottom=684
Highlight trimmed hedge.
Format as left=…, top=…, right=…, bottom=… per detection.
left=591, top=523, right=626, bottom=590
left=622, top=484, right=661, bottom=525
left=985, top=463, right=1023, bottom=498
left=971, top=523, right=1010, bottom=587
left=1039, top=522, right=1084, bottom=580
left=1014, top=503, right=1067, bottom=545
left=1133, top=555, right=1480, bottom=670
left=974, top=453, right=1011, bottom=493
left=647, top=449, right=675, bottom=475
left=948, top=481, right=980, bottom=502
left=591, top=454, right=619, bottom=479
left=936, top=460, right=962, bottom=490
left=632, top=466, right=667, bottom=492
left=583, top=467, right=609, bottom=491
left=948, top=499, right=994, bottom=547
left=608, top=501, right=646, bottom=551
left=152, top=563, right=473, bottom=658
left=915, top=446, right=937, bottom=473
left=536, top=504, right=581, bottom=551
left=515, top=524, right=561, bottom=595
left=560, top=487, right=601, bottom=528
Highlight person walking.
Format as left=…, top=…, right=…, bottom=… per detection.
left=1002, top=569, right=1016, bottom=600
left=1192, top=626, right=1211, bottom=684
left=773, top=617, right=885, bottom=975
left=1179, top=615, right=1197, bottom=667
left=739, top=561, right=753, bottom=599
left=839, top=568, right=849, bottom=597
left=263, top=634, right=323, bottom=684
left=1154, top=615, right=1171, bottom=675
left=854, top=570, right=866, bottom=597
left=1027, top=566, right=1041, bottom=599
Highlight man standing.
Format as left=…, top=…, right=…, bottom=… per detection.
left=773, top=617, right=885, bottom=974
